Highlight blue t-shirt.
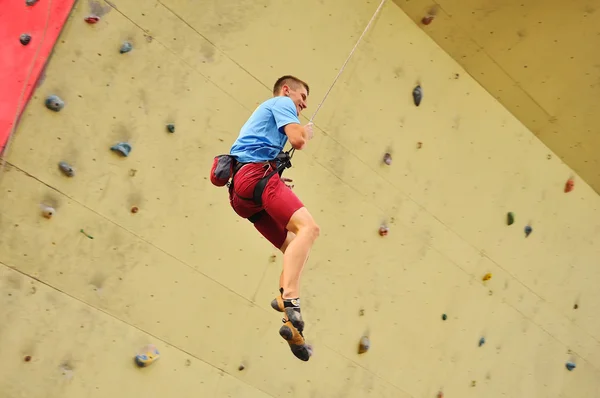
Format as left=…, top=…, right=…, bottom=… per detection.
left=230, top=96, right=300, bottom=163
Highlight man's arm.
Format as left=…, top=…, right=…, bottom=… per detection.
left=272, top=98, right=313, bottom=150
left=283, top=123, right=312, bottom=150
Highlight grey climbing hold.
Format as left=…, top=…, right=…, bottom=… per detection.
left=26, top=0, right=38, bottom=5
left=566, top=362, right=576, bottom=371
left=166, top=123, right=175, bottom=133
left=412, top=85, right=422, bottom=106
left=120, top=41, right=133, bottom=54
left=111, top=142, right=132, bottom=157
left=20, top=33, right=31, bottom=45
left=45, top=95, right=64, bottom=112
left=58, top=161, right=75, bottom=177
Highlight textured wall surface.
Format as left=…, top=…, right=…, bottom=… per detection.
left=393, top=0, right=600, bottom=194
left=1, top=0, right=599, bottom=397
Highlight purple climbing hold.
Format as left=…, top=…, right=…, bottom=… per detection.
left=20, top=33, right=31, bottom=45
left=111, top=142, right=132, bottom=157
left=412, top=85, right=423, bottom=106
left=58, top=161, right=75, bottom=177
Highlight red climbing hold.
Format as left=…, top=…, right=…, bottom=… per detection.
left=421, top=16, right=434, bottom=25
left=84, top=15, right=100, bottom=24
left=564, top=178, right=574, bottom=193
left=378, top=224, right=389, bottom=236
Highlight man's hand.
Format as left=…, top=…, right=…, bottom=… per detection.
left=304, top=122, right=314, bottom=141
left=281, top=177, right=294, bottom=190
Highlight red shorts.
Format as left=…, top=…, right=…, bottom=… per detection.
left=229, top=162, right=304, bottom=249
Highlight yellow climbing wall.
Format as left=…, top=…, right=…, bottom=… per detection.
left=1, top=0, right=599, bottom=397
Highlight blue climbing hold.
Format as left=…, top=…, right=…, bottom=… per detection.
left=111, top=142, right=132, bottom=157
left=566, top=362, right=576, bottom=371
left=45, top=95, right=64, bottom=112
left=525, top=225, right=532, bottom=237
left=478, top=337, right=485, bottom=347
left=120, top=41, right=133, bottom=54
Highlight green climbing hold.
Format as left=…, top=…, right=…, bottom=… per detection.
left=507, top=212, right=514, bottom=225
left=166, top=123, right=175, bottom=133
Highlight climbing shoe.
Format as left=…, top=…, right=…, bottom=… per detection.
left=271, top=289, right=312, bottom=361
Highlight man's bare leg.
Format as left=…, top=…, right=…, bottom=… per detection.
left=269, top=208, right=319, bottom=361
left=280, top=207, right=320, bottom=299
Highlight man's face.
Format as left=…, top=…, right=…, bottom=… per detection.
left=283, top=84, right=308, bottom=116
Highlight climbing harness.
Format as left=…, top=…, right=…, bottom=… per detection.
left=211, top=0, right=387, bottom=222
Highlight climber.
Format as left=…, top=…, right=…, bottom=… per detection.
left=223, top=75, right=319, bottom=361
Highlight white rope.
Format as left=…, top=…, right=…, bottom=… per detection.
left=308, top=0, right=387, bottom=123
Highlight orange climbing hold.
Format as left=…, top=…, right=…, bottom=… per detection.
left=482, top=273, right=492, bottom=281
left=564, top=177, right=574, bottom=193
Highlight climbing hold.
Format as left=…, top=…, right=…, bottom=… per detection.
left=135, top=344, right=160, bottom=367
left=41, top=205, right=55, bottom=219
left=471, top=380, right=476, bottom=387
left=359, top=308, right=365, bottom=316
left=110, top=142, right=132, bottom=157
left=378, top=224, right=389, bottom=236
left=565, top=362, right=576, bottom=371
left=441, top=313, right=447, bottom=321
left=506, top=212, right=514, bottom=225
left=416, top=141, right=423, bottom=149
left=80, top=229, right=94, bottom=239
left=573, top=303, right=578, bottom=309
left=238, top=363, right=245, bottom=371
left=547, top=154, right=552, bottom=160
left=58, top=161, right=75, bottom=177
left=84, top=15, right=100, bottom=24
left=25, top=0, right=38, bottom=5
left=20, top=33, right=31, bottom=45
left=131, top=206, right=139, bottom=214
left=120, top=41, right=133, bottom=54
left=482, top=273, right=492, bottom=281
left=524, top=225, right=532, bottom=237
left=437, top=392, right=443, bottom=398
left=166, top=123, right=175, bottom=133
left=564, top=177, right=574, bottom=193
left=412, top=85, right=423, bottom=106
left=45, top=95, right=64, bottom=112
left=24, top=355, right=32, bottom=362
left=421, top=16, right=434, bottom=25
left=358, top=336, right=370, bottom=354
left=383, top=152, right=392, bottom=165
left=479, top=337, right=486, bottom=347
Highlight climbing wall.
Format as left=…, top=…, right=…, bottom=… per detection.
left=1, top=0, right=599, bottom=397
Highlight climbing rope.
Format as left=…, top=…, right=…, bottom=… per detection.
left=288, top=0, right=387, bottom=159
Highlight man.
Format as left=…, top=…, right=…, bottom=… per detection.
left=228, top=75, right=320, bottom=362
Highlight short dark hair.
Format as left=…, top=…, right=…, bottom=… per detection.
left=273, top=75, right=310, bottom=96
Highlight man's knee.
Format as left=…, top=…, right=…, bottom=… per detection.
left=286, top=207, right=320, bottom=240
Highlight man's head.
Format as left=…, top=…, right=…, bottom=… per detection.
left=273, top=75, right=310, bottom=116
